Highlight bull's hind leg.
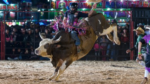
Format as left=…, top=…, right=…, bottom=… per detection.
left=55, top=59, right=73, bottom=81
left=112, top=25, right=120, bottom=45
left=49, top=59, right=63, bottom=80
left=106, top=33, right=113, bottom=42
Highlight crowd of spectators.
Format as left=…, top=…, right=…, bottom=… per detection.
left=4, top=17, right=130, bottom=61
left=5, top=23, right=55, bottom=60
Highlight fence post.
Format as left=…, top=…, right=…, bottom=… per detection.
left=130, top=11, right=134, bottom=60
left=1, top=21, right=5, bottom=60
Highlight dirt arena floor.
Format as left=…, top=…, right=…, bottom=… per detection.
left=0, top=61, right=147, bottom=84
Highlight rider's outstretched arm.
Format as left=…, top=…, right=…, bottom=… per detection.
left=88, top=3, right=97, bottom=17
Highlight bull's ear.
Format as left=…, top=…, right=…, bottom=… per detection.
left=39, top=32, right=46, bottom=39
left=52, top=36, right=62, bottom=43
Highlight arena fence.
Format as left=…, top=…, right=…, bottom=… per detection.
left=0, top=11, right=134, bottom=61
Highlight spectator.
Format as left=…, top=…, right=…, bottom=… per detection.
left=30, top=46, right=35, bottom=56
left=121, top=28, right=129, bottom=60
left=110, top=42, right=119, bottom=61
left=12, top=28, right=18, bottom=34
left=22, top=48, right=30, bottom=60
left=45, top=29, right=53, bottom=38
left=25, top=42, right=32, bottom=49
left=5, top=39, right=10, bottom=60
left=21, top=42, right=25, bottom=49
left=40, top=26, right=45, bottom=33
left=16, top=48, right=22, bottom=60
left=10, top=31, right=16, bottom=42
left=20, top=28, right=27, bottom=42
left=106, top=41, right=111, bottom=60
left=99, top=36, right=109, bottom=61
left=34, top=28, right=41, bottom=41
left=49, top=27, right=56, bottom=39
left=26, top=29, right=34, bottom=42
left=94, top=40, right=100, bottom=56
left=13, top=28, right=20, bottom=42
left=15, top=42, right=21, bottom=48
left=5, top=29, right=10, bottom=42
left=9, top=40, right=15, bottom=48
left=125, top=23, right=130, bottom=30
left=34, top=28, right=41, bottom=48
left=8, top=48, right=19, bottom=60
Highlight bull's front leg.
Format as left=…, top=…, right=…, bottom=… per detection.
left=55, top=59, right=73, bottom=81
left=49, top=59, right=63, bottom=80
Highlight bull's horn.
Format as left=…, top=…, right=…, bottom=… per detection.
left=39, top=32, right=46, bottom=39
left=52, top=36, right=62, bottom=43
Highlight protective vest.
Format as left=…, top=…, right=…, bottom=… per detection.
left=67, top=11, right=78, bottom=26
left=67, top=11, right=86, bottom=35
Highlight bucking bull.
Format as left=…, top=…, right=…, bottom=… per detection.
left=35, top=11, right=120, bottom=81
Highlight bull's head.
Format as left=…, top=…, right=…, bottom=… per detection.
left=35, top=33, right=61, bottom=58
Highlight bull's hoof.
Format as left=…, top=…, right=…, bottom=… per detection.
left=54, top=77, right=59, bottom=81
left=55, top=78, right=61, bottom=82
left=49, top=78, right=53, bottom=80
left=106, top=34, right=113, bottom=42
left=49, top=77, right=55, bottom=81
left=141, top=77, right=148, bottom=84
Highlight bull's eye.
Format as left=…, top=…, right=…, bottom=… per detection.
left=44, top=43, right=50, bottom=49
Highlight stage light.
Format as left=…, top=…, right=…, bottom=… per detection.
left=10, top=4, right=14, bottom=6
left=3, top=0, right=9, bottom=5
left=128, top=15, right=130, bottom=17
left=38, top=9, right=41, bottom=12
left=82, top=8, right=86, bottom=10
left=60, top=0, right=64, bottom=2
left=115, top=12, right=118, bottom=19
left=51, top=8, right=54, bottom=10
left=107, top=8, right=110, bottom=11
left=120, top=8, right=123, bottom=11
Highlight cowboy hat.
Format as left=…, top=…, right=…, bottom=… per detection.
left=133, top=27, right=145, bottom=34
left=144, top=25, right=150, bottom=30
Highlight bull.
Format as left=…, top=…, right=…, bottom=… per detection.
left=35, top=13, right=120, bottom=81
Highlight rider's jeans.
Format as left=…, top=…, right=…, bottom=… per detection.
left=71, top=30, right=80, bottom=46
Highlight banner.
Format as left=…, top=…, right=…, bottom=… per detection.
left=143, top=1, right=149, bottom=7
left=7, top=4, right=18, bottom=10
left=0, top=4, right=18, bottom=11
left=56, top=1, right=67, bottom=9
left=51, top=1, right=56, bottom=9
left=80, top=3, right=93, bottom=8
left=0, top=4, right=7, bottom=10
